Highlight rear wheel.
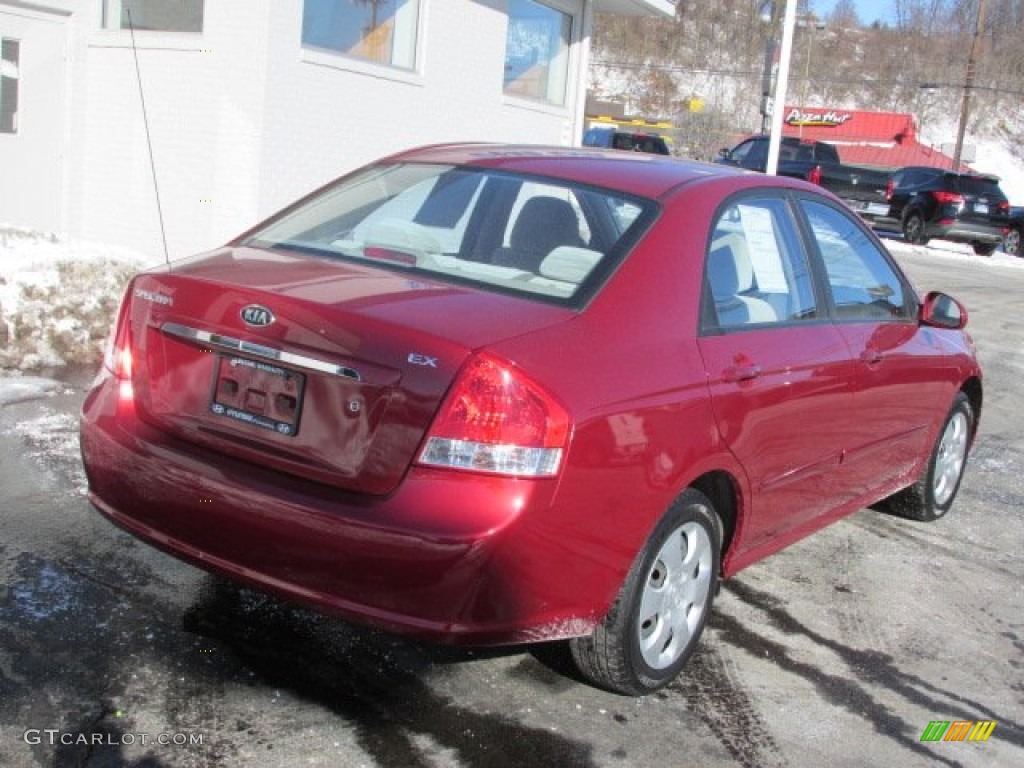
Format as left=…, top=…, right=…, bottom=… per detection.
left=902, top=212, right=929, bottom=245
left=972, top=241, right=998, bottom=256
left=570, top=489, right=721, bottom=695
left=1004, top=226, right=1022, bottom=256
left=883, top=392, right=973, bottom=522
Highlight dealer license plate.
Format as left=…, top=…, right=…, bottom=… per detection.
left=209, top=356, right=305, bottom=436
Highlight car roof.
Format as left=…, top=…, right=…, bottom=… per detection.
left=901, top=165, right=1001, bottom=182
left=380, top=143, right=766, bottom=201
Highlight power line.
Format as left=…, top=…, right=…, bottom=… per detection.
left=591, top=59, right=1024, bottom=95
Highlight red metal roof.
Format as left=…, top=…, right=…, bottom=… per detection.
left=780, top=106, right=961, bottom=170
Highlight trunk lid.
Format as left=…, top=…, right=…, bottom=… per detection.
left=124, top=246, right=573, bottom=494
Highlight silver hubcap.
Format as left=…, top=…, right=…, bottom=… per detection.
left=934, top=411, right=969, bottom=507
left=637, top=520, right=713, bottom=670
left=1007, top=230, right=1021, bottom=256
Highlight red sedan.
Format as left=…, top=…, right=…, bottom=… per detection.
left=80, top=144, right=981, bottom=695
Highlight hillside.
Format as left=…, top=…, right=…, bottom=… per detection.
left=589, top=0, right=1024, bottom=176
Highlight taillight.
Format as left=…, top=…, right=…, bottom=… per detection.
left=418, top=353, right=569, bottom=477
left=885, top=179, right=894, bottom=200
left=932, top=190, right=964, bottom=205
left=997, top=201, right=1010, bottom=214
left=807, top=166, right=822, bottom=186
left=103, top=283, right=136, bottom=402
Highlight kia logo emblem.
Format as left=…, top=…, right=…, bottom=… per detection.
left=240, top=304, right=275, bottom=327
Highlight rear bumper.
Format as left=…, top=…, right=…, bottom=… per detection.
left=80, top=375, right=609, bottom=645
left=926, top=220, right=1005, bottom=244
left=870, top=216, right=1005, bottom=245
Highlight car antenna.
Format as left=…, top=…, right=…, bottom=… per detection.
left=126, top=7, right=172, bottom=272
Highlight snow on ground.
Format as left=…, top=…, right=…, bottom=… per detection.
left=970, top=139, right=1024, bottom=204
left=0, top=225, right=158, bottom=371
left=0, top=374, right=63, bottom=406
left=884, top=235, right=1024, bottom=270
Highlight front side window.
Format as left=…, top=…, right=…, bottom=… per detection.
left=103, top=0, right=204, bottom=32
left=504, top=0, right=572, bottom=105
left=302, top=0, right=420, bottom=70
left=1, top=38, right=18, bottom=134
left=800, top=199, right=911, bottom=321
left=704, top=197, right=817, bottom=331
left=242, top=163, right=654, bottom=306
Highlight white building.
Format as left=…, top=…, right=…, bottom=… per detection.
left=0, top=0, right=673, bottom=258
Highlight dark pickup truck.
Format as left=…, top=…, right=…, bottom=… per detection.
left=717, top=135, right=890, bottom=218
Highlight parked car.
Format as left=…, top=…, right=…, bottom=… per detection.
left=81, top=144, right=981, bottom=696
left=716, top=135, right=890, bottom=217
left=872, top=166, right=1010, bottom=255
left=1003, top=206, right=1023, bottom=256
left=582, top=126, right=670, bottom=155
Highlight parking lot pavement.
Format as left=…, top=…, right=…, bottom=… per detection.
left=0, top=245, right=1021, bottom=768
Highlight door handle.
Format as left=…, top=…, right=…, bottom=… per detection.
left=860, top=349, right=883, bottom=365
left=723, top=364, right=762, bottom=383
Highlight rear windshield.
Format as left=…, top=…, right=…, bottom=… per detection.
left=242, top=163, right=656, bottom=306
left=951, top=174, right=1006, bottom=199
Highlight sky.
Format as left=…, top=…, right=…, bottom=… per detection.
left=813, top=0, right=896, bottom=26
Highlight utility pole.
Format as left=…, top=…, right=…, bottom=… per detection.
left=953, top=0, right=987, bottom=170
left=759, top=1, right=780, bottom=134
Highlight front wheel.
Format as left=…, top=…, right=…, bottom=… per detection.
left=570, top=489, right=721, bottom=695
left=882, top=392, right=973, bottom=522
left=903, top=212, right=929, bottom=245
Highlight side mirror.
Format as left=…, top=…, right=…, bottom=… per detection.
left=920, top=291, right=967, bottom=329
left=718, top=148, right=730, bottom=159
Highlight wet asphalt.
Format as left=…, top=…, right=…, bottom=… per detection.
left=0, top=245, right=1022, bottom=768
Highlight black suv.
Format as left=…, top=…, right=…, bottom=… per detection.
left=872, top=166, right=1010, bottom=255
left=582, top=127, right=670, bottom=155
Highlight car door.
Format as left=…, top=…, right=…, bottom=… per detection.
left=795, top=197, right=950, bottom=499
left=696, top=194, right=860, bottom=554
left=881, top=168, right=921, bottom=225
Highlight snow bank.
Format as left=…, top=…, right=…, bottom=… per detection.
left=0, top=225, right=158, bottom=370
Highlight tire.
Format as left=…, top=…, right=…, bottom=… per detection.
left=902, top=212, right=929, bottom=245
left=1004, top=226, right=1022, bottom=256
left=570, top=489, right=722, bottom=695
left=972, top=241, right=998, bottom=256
left=883, top=392, right=973, bottom=522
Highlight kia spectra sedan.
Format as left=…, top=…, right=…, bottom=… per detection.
left=80, top=144, right=981, bottom=695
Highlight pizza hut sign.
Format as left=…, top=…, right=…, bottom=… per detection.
left=785, top=109, right=853, bottom=128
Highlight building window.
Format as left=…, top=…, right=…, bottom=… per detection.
left=103, top=1, right=204, bottom=33
left=504, top=0, right=572, bottom=105
left=0, top=39, right=18, bottom=134
left=302, top=0, right=420, bottom=70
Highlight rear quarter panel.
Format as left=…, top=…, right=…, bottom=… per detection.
left=482, top=177, right=756, bottom=615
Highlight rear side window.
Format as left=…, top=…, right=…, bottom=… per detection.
left=243, top=163, right=655, bottom=306
left=703, top=196, right=818, bottom=331
left=800, top=200, right=911, bottom=321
